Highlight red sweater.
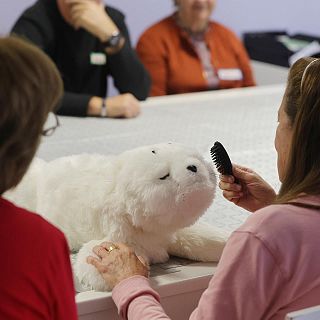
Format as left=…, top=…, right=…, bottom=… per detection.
left=0, top=198, right=77, bottom=320
left=137, top=15, right=255, bottom=96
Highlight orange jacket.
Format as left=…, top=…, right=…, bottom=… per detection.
left=137, top=15, right=256, bottom=96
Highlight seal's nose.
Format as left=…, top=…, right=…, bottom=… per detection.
left=187, top=165, right=197, bottom=173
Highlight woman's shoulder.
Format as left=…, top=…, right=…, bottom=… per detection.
left=241, top=203, right=295, bottom=228
left=237, top=199, right=320, bottom=239
left=233, top=197, right=320, bottom=280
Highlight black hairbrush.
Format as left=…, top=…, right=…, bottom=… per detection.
left=210, top=141, right=234, bottom=176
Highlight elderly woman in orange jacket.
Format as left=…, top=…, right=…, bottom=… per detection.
left=136, top=0, right=255, bottom=96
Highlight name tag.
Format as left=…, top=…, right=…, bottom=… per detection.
left=90, top=52, right=107, bottom=65
left=217, top=68, right=243, bottom=81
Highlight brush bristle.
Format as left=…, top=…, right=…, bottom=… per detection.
left=210, top=141, right=233, bottom=175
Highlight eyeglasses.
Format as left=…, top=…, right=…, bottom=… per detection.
left=42, top=112, right=60, bottom=137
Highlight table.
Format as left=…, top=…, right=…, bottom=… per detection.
left=38, top=84, right=285, bottom=319
left=39, top=83, right=284, bottom=231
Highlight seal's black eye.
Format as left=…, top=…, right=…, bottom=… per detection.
left=159, top=173, right=170, bottom=180
left=152, top=150, right=156, bottom=154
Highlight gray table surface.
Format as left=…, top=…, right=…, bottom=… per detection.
left=38, top=84, right=285, bottom=232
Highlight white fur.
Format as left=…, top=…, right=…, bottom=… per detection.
left=5, top=142, right=228, bottom=291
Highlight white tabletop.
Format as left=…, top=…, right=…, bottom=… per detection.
left=38, top=84, right=285, bottom=232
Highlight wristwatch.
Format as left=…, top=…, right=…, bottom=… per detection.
left=103, top=30, right=122, bottom=49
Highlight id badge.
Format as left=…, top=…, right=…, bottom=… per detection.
left=90, top=52, right=107, bottom=65
left=217, top=68, right=243, bottom=81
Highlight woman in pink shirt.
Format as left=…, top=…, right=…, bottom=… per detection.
left=88, top=57, right=320, bottom=320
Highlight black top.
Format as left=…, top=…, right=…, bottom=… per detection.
left=11, top=0, right=151, bottom=117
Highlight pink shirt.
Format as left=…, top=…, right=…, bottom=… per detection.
left=112, top=195, right=320, bottom=319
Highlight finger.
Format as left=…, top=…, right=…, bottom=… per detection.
left=69, top=13, right=83, bottom=29
left=233, top=163, right=250, bottom=171
left=99, top=241, right=118, bottom=249
left=99, top=241, right=115, bottom=248
left=233, top=166, right=255, bottom=180
left=70, top=5, right=87, bottom=15
left=135, top=107, right=141, bottom=116
left=222, top=190, right=242, bottom=201
left=137, top=255, right=149, bottom=268
left=87, top=255, right=101, bottom=266
left=124, top=109, right=136, bottom=118
left=132, top=111, right=139, bottom=118
left=93, top=245, right=109, bottom=257
left=99, top=241, right=120, bottom=255
left=219, top=174, right=234, bottom=183
left=125, top=112, right=134, bottom=118
left=68, top=1, right=90, bottom=13
left=87, top=256, right=107, bottom=273
left=219, top=180, right=241, bottom=192
left=87, top=256, right=109, bottom=273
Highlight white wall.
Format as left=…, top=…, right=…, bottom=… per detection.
left=0, top=0, right=316, bottom=92
left=1, top=0, right=319, bottom=44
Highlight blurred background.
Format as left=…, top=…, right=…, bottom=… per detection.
left=1, top=0, right=318, bottom=45
left=1, top=1, right=318, bottom=93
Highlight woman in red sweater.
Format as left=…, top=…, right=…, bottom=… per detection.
left=137, top=0, right=255, bottom=96
left=0, top=37, right=77, bottom=320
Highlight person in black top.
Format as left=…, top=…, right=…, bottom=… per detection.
left=11, top=0, right=151, bottom=118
